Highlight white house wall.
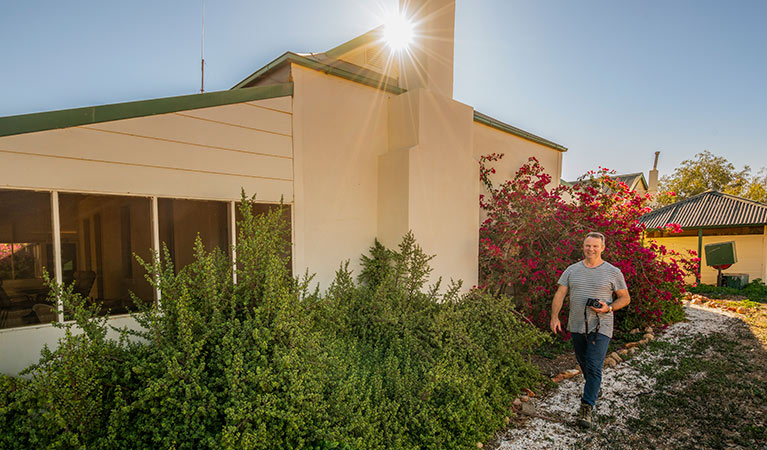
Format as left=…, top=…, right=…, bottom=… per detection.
left=291, top=64, right=391, bottom=288
left=473, top=121, right=562, bottom=189
left=648, top=234, right=766, bottom=285
left=0, top=97, right=293, bottom=202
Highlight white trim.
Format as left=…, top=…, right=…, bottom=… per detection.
left=151, top=196, right=161, bottom=304
left=0, top=184, right=291, bottom=205
left=0, top=312, right=137, bottom=335
left=290, top=65, right=305, bottom=279
left=229, top=200, right=237, bottom=284
left=50, top=191, right=64, bottom=322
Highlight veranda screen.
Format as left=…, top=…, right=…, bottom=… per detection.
left=0, top=189, right=54, bottom=329
left=58, top=193, right=154, bottom=317
left=158, top=198, right=230, bottom=271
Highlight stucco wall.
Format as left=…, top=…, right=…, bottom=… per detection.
left=0, top=96, right=293, bottom=202
left=473, top=121, right=562, bottom=190
left=381, top=88, right=479, bottom=290
left=0, top=315, right=144, bottom=377
left=291, top=64, right=391, bottom=288
left=647, top=233, right=767, bottom=285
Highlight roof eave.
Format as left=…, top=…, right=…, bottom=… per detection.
left=473, top=111, right=567, bottom=152
left=644, top=222, right=767, bottom=231
left=0, top=83, right=294, bottom=138
left=231, top=52, right=405, bottom=95
left=324, top=26, right=384, bottom=59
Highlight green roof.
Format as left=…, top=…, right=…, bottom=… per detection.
left=0, top=83, right=293, bottom=138
left=640, top=190, right=767, bottom=229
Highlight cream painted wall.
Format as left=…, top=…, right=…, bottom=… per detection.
left=0, top=97, right=293, bottom=202
left=473, top=122, right=563, bottom=190
left=291, top=64, right=391, bottom=288
left=0, top=315, right=144, bottom=377
left=647, top=233, right=767, bottom=285
left=381, top=88, right=478, bottom=290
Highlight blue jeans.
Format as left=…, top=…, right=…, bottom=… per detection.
left=571, top=332, right=610, bottom=407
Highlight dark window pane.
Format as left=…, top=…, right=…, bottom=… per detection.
left=158, top=198, right=229, bottom=271
left=0, top=189, right=54, bottom=329
left=58, top=193, right=153, bottom=317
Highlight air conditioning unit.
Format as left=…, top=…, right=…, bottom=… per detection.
left=721, top=273, right=749, bottom=289
left=704, top=241, right=737, bottom=267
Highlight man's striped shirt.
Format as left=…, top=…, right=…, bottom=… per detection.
left=557, top=260, right=628, bottom=338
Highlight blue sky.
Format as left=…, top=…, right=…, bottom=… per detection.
left=1, top=0, right=765, bottom=181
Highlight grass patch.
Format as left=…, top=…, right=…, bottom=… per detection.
left=612, top=327, right=767, bottom=449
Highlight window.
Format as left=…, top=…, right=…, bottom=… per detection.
left=58, top=193, right=154, bottom=316
left=0, top=189, right=54, bottom=329
left=1, top=190, right=292, bottom=330
left=158, top=198, right=230, bottom=271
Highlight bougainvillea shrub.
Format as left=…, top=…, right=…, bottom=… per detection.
left=478, top=154, right=698, bottom=334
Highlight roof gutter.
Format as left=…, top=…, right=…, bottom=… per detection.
left=0, top=83, right=293, bottom=138
left=473, top=111, right=567, bottom=152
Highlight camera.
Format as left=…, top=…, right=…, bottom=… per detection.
left=585, top=298, right=603, bottom=309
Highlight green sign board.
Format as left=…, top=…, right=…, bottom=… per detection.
left=704, top=241, right=737, bottom=267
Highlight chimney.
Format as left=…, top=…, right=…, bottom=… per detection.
left=648, top=151, right=660, bottom=194
left=398, top=0, right=456, bottom=98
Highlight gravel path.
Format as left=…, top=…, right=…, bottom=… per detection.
left=495, top=303, right=744, bottom=449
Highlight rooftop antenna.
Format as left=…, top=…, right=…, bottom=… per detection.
left=200, top=0, right=205, bottom=93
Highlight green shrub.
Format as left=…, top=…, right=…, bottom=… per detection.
left=688, top=279, right=767, bottom=302
left=0, top=196, right=547, bottom=449
left=307, top=234, right=548, bottom=448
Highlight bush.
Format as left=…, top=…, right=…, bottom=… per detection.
left=310, top=234, right=548, bottom=448
left=0, top=195, right=547, bottom=449
left=688, top=279, right=767, bottom=302
left=478, top=155, right=698, bottom=334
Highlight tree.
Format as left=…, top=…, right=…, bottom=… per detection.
left=657, top=150, right=759, bottom=206
left=478, top=155, right=697, bottom=333
left=742, top=168, right=767, bottom=203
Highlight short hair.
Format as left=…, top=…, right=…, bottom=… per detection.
left=584, top=231, right=605, bottom=245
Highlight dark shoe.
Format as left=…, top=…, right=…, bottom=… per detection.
left=577, top=403, right=594, bottom=429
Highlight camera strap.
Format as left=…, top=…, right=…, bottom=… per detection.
left=584, top=306, right=600, bottom=344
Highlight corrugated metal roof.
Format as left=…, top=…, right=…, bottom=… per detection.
left=613, top=173, right=648, bottom=191
left=640, top=190, right=767, bottom=229
left=566, top=173, right=648, bottom=192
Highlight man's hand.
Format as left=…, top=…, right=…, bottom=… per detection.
left=550, top=284, right=568, bottom=335
left=590, top=301, right=610, bottom=314
left=550, top=316, right=563, bottom=335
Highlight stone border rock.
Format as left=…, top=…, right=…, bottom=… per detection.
left=544, top=325, right=653, bottom=385
left=686, top=292, right=749, bottom=314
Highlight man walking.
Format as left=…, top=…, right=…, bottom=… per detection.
left=550, top=231, right=630, bottom=429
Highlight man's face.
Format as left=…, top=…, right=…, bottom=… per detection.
left=583, top=237, right=605, bottom=259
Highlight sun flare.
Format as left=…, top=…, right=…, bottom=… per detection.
left=383, top=13, right=414, bottom=51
